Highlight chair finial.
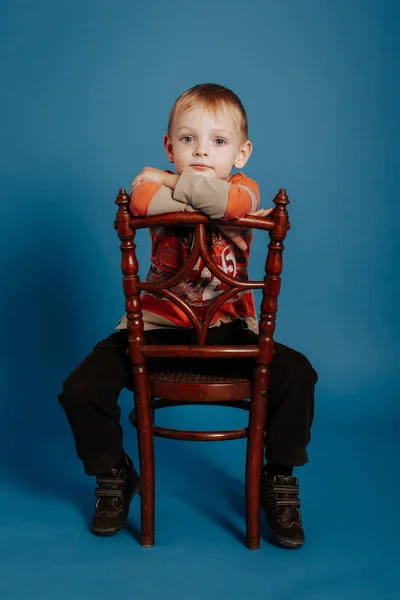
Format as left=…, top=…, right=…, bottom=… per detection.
left=115, top=188, right=130, bottom=207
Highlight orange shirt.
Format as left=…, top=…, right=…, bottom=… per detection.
left=128, top=172, right=260, bottom=331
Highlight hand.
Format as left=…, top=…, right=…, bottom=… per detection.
left=131, top=167, right=179, bottom=192
left=218, top=207, right=274, bottom=251
left=248, top=208, right=274, bottom=218
left=218, top=226, right=248, bottom=251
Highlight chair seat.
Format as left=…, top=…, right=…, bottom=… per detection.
left=149, top=370, right=251, bottom=402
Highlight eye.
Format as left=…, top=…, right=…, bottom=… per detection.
left=214, top=138, right=226, bottom=146
left=181, top=135, right=194, bottom=143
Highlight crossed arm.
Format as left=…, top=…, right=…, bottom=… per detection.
left=130, top=167, right=272, bottom=250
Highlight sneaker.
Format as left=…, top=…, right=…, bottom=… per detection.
left=92, top=454, right=140, bottom=536
left=260, top=470, right=305, bottom=548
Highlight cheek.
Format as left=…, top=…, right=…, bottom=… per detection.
left=217, top=148, right=236, bottom=165
left=176, top=146, right=191, bottom=161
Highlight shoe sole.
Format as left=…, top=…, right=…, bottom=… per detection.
left=92, top=525, right=124, bottom=537
left=92, top=480, right=141, bottom=537
left=268, top=528, right=304, bottom=549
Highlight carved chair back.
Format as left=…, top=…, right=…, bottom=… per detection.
left=114, top=188, right=290, bottom=373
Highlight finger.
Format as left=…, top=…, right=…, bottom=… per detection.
left=249, top=208, right=273, bottom=216
left=230, top=235, right=247, bottom=251
left=257, top=208, right=272, bottom=214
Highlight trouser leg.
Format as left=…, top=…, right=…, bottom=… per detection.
left=58, top=327, right=207, bottom=475
left=59, top=331, right=130, bottom=476
left=59, top=321, right=317, bottom=475
left=265, top=342, right=318, bottom=467
left=207, top=321, right=318, bottom=467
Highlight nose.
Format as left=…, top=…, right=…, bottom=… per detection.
left=193, top=143, right=209, bottom=157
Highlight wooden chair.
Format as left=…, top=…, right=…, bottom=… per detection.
left=114, top=188, right=290, bottom=549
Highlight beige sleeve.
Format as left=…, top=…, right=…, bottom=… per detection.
left=173, top=172, right=258, bottom=219
left=173, top=173, right=229, bottom=219
left=146, top=185, right=194, bottom=216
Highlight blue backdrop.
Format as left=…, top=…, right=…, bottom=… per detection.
left=1, top=1, right=399, bottom=598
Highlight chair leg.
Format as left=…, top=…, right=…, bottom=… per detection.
left=134, top=384, right=155, bottom=547
left=245, top=367, right=269, bottom=550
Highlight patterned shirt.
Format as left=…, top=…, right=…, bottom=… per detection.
left=116, top=171, right=260, bottom=334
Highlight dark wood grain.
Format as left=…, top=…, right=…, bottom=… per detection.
left=115, top=187, right=290, bottom=549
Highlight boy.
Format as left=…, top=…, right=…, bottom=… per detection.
left=59, top=84, right=317, bottom=549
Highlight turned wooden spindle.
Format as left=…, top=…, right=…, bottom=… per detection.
left=261, top=188, right=290, bottom=354
left=115, top=188, right=155, bottom=548
left=245, top=188, right=290, bottom=550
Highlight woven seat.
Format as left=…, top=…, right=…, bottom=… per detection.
left=150, top=370, right=250, bottom=384
left=149, top=370, right=251, bottom=402
left=115, top=187, right=290, bottom=549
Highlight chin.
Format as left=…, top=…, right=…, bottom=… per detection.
left=200, top=171, right=216, bottom=179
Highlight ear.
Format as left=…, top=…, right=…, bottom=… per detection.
left=234, top=140, right=252, bottom=169
left=164, top=134, right=175, bottom=163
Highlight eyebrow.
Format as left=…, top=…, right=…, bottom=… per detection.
left=176, top=127, right=232, bottom=136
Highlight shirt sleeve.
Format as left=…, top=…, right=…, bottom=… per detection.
left=130, top=182, right=193, bottom=217
left=172, top=172, right=260, bottom=220
left=130, top=171, right=260, bottom=219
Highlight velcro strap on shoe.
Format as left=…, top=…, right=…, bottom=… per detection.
left=275, top=498, right=301, bottom=507
left=272, top=484, right=299, bottom=495
left=96, top=477, right=127, bottom=486
left=95, top=488, right=125, bottom=498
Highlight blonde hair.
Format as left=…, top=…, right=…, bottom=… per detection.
left=168, top=83, right=248, bottom=142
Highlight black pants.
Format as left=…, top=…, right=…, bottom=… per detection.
left=59, top=320, right=317, bottom=476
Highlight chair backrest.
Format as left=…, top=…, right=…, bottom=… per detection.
left=114, top=189, right=290, bottom=370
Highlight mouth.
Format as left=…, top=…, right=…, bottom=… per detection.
left=190, top=164, right=212, bottom=170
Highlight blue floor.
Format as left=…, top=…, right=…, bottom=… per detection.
left=1, top=396, right=399, bottom=600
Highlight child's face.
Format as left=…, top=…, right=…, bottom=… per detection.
left=164, top=105, right=252, bottom=180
